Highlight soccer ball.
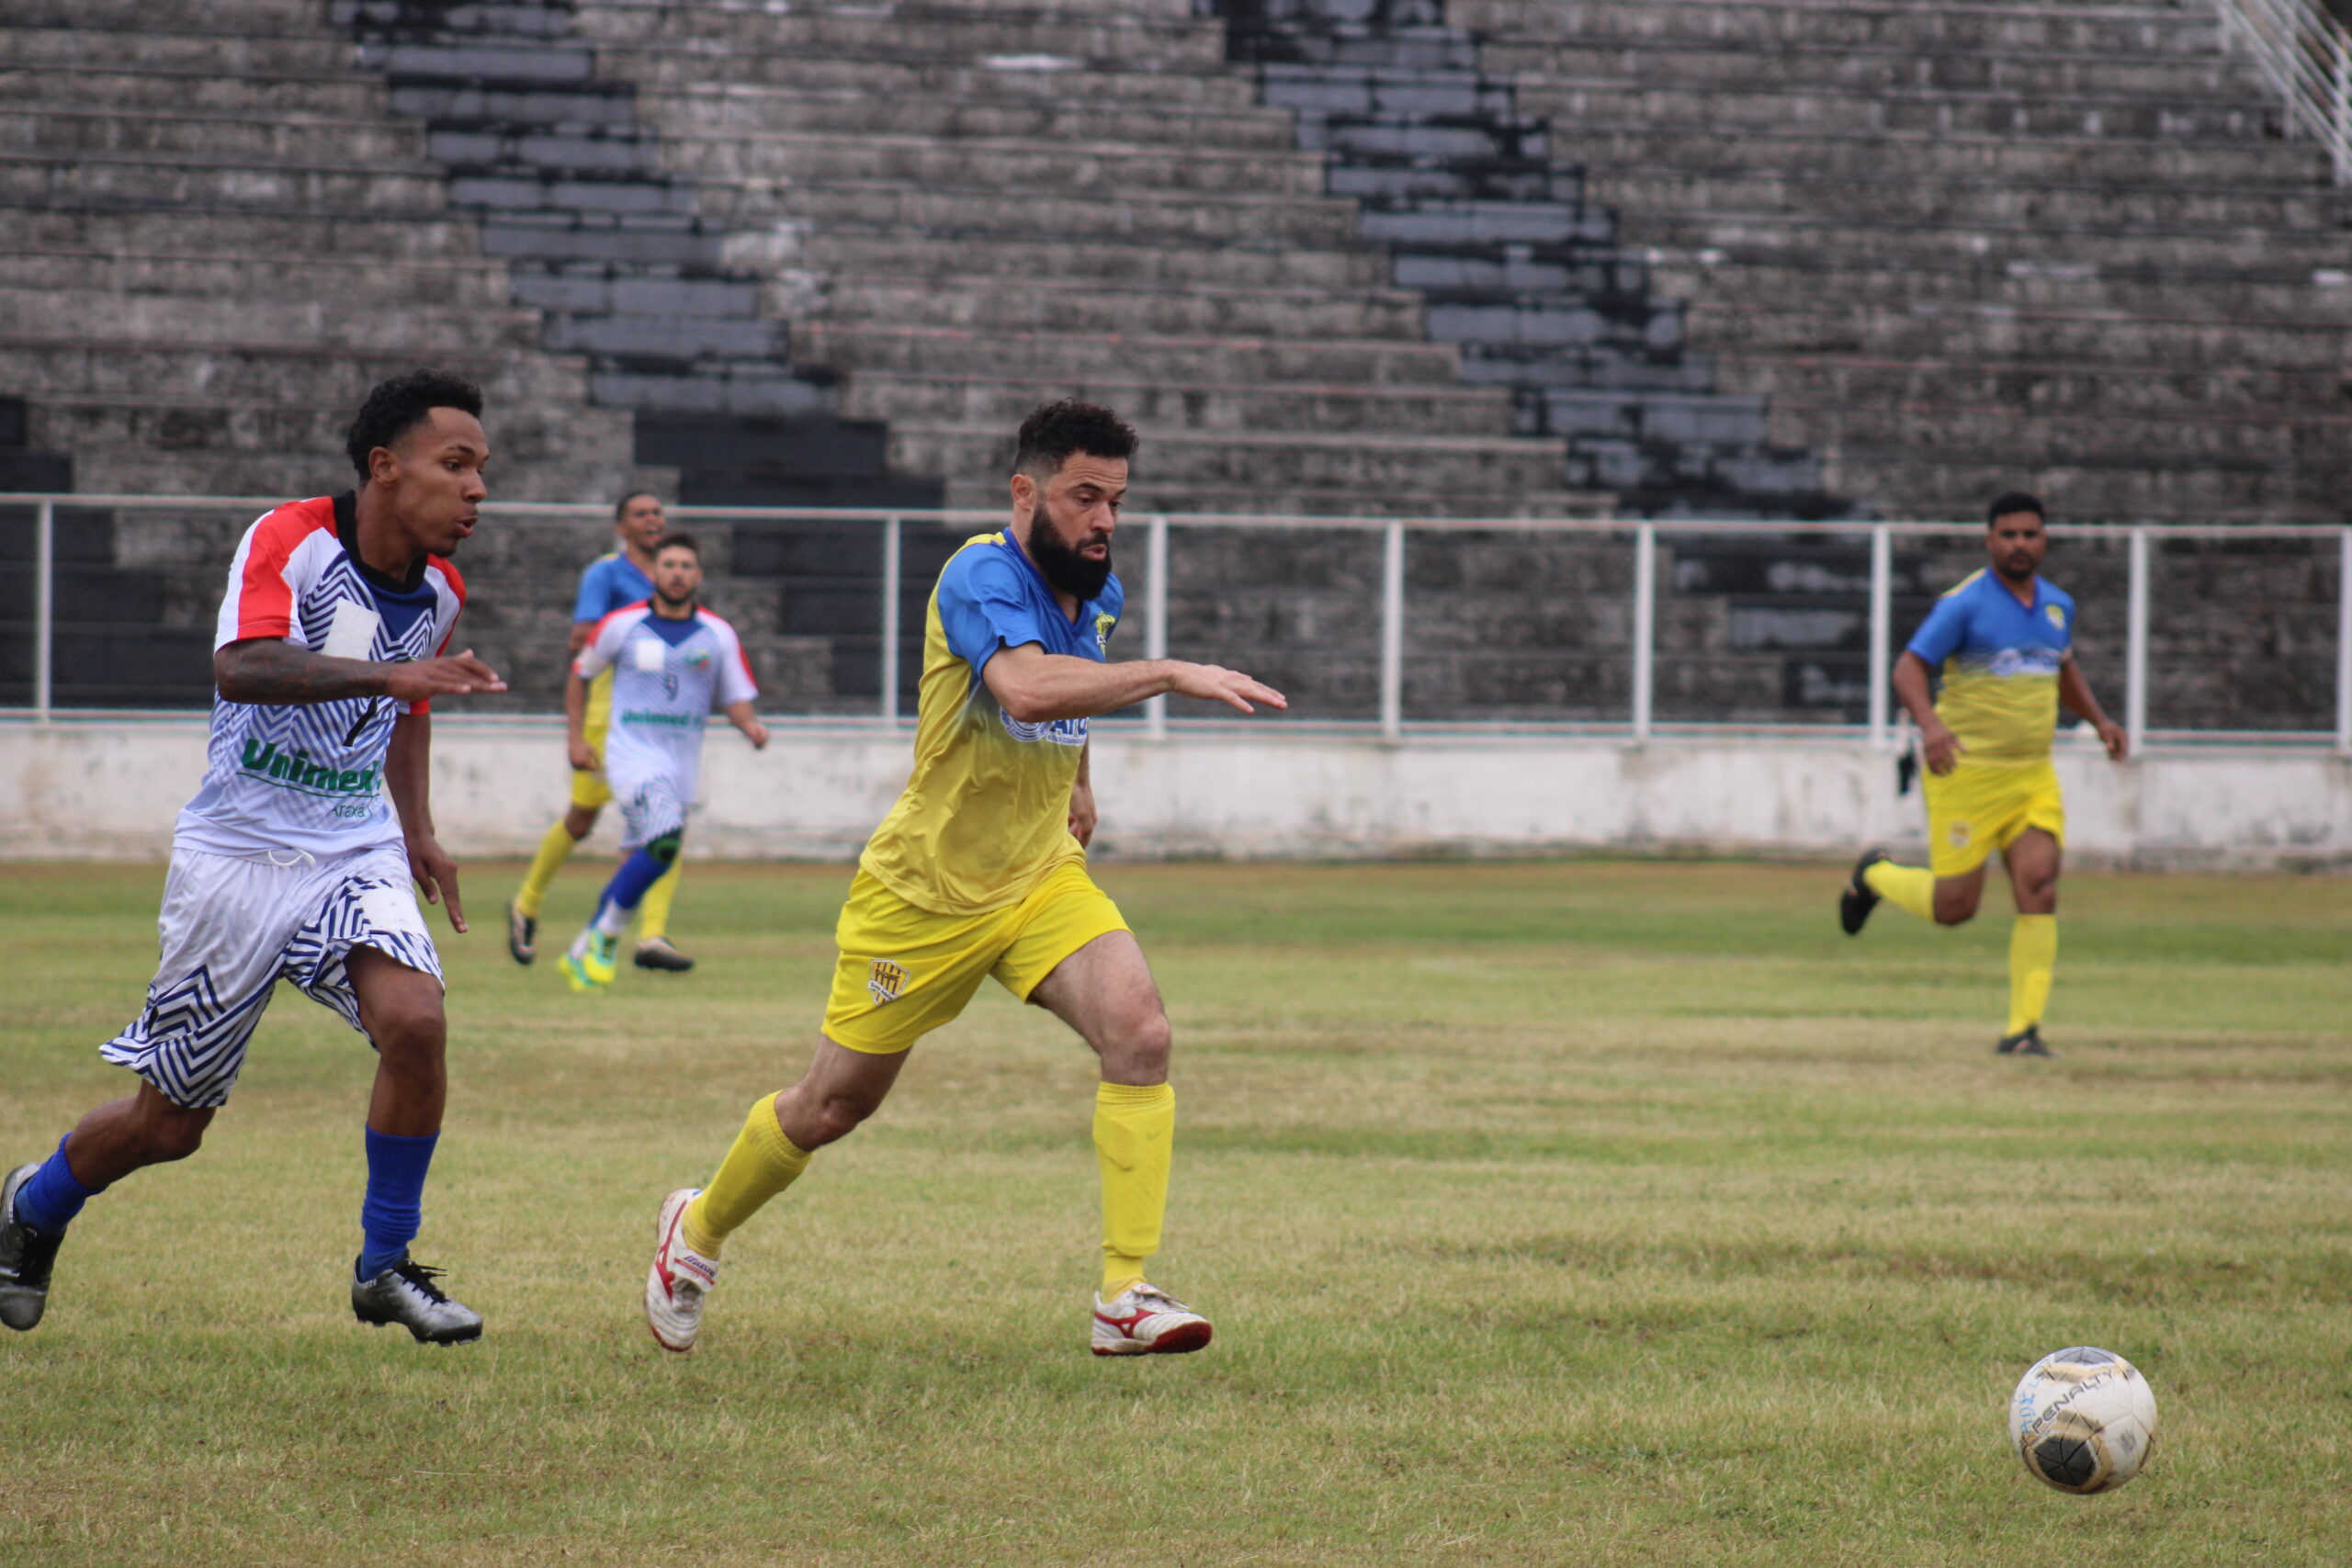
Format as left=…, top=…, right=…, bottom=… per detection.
left=2008, top=1346, right=2159, bottom=1494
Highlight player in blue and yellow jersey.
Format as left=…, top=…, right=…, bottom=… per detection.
left=641, top=400, right=1286, bottom=1358
left=508, top=491, right=697, bottom=973
left=1839, top=492, right=2128, bottom=1056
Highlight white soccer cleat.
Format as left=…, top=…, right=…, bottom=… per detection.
left=1091, top=1280, right=1213, bottom=1357
left=645, top=1186, right=718, bottom=1353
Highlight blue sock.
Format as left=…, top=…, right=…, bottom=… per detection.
left=13, top=1137, right=99, bottom=1235
left=602, top=848, right=669, bottom=918
left=358, top=1127, right=438, bottom=1279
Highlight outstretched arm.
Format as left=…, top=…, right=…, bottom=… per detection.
left=387, top=712, right=467, bottom=933
left=2059, top=653, right=2128, bottom=761
left=214, top=639, right=505, bottom=707
left=981, top=642, right=1287, bottom=724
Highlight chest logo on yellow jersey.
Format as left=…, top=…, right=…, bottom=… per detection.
left=866, top=959, right=910, bottom=1007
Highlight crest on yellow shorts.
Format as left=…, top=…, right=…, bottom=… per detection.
left=866, top=959, right=909, bottom=1006
left=1948, top=820, right=1973, bottom=848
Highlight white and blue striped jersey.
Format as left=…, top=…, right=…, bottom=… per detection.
left=572, top=601, right=756, bottom=807
left=176, top=493, right=464, bottom=862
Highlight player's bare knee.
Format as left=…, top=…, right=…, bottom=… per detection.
left=1934, top=891, right=1979, bottom=926
left=369, top=1002, right=447, bottom=1076
left=802, top=1091, right=876, bottom=1147
left=138, top=1103, right=211, bottom=1164
left=564, top=804, right=598, bottom=840
left=1099, top=1008, right=1172, bottom=1083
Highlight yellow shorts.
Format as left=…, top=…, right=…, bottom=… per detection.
left=1923, top=759, right=2064, bottom=880
left=570, top=673, right=614, bottom=809
left=821, top=859, right=1129, bottom=1055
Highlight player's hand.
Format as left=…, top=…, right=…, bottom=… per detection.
left=2096, top=718, right=2128, bottom=761
left=742, top=720, right=770, bottom=750
left=1068, top=778, right=1098, bottom=848
left=1167, top=661, right=1288, bottom=716
left=1921, top=721, right=1965, bottom=775
left=407, top=832, right=468, bottom=934
left=568, top=736, right=600, bottom=773
left=384, top=649, right=506, bottom=705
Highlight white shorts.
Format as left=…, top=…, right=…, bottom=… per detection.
left=611, top=766, right=688, bottom=852
left=100, top=844, right=442, bottom=1110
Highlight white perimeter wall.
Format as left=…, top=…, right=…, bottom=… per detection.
left=3, top=716, right=2347, bottom=870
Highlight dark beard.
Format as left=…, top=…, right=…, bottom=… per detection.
left=1026, top=512, right=1113, bottom=601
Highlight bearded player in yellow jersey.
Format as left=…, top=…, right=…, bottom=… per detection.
left=1839, top=492, right=2128, bottom=1057
left=642, top=401, right=1287, bottom=1356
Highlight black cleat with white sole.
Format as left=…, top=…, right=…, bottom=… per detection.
left=1996, top=1026, right=2056, bottom=1058
left=353, top=1254, right=482, bottom=1344
left=507, top=900, right=537, bottom=965
left=0, top=1161, right=65, bottom=1332
left=633, top=937, right=695, bottom=973
left=1840, top=848, right=1889, bottom=936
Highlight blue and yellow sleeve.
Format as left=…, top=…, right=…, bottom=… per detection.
left=936, top=545, right=1046, bottom=676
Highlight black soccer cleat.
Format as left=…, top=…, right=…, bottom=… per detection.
left=1839, top=848, right=1889, bottom=936
left=633, top=937, right=695, bottom=973
left=353, top=1254, right=483, bottom=1345
left=0, top=1161, right=66, bottom=1333
left=1996, top=1026, right=2056, bottom=1058
left=506, top=900, right=537, bottom=966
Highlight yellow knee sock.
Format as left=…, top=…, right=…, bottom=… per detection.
left=1095, top=1082, right=1175, bottom=1296
left=515, top=819, right=578, bottom=919
left=637, top=861, right=684, bottom=942
left=683, top=1093, right=812, bottom=1258
left=1863, top=859, right=1937, bottom=921
left=2007, top=914, right=2058, bottom=1036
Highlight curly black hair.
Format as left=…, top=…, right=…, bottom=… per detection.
left=345, top=369, right=484, bottom=480
left=1013, top=399, right=1137, bottom=479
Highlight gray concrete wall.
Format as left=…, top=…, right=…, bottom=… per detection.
left=5, top=717, right=2345, bottom=871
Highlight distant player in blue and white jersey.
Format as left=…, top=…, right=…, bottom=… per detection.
left=558, top=533, right=767, bottom=991
left=1839, top=492, right=2128, bottom=1057
left=510, top=492, right=701, bottom=973
left=0, top=371, right=505, bottom=1343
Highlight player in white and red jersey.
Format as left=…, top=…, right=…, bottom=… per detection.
left=0, top=372, right=507, bottom=1346
left=558, top=533, right=766, bottom=991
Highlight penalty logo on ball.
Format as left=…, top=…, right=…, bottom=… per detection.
left=2009, top=1346, right=2158, bottom=1495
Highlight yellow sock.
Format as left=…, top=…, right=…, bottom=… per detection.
left=515, top=819, right=578, bottom=919
left=2007, top=914, right=2057, bottom=1036
left=1863, top=859, right=1936, bottom=921
left=637, top=861, right=684, bottom=942
left=683, top=1093, right=811, bottom=1258
left=1095, top=1081, right=1174, bottom=1295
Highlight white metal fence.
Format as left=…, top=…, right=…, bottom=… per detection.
left=2215, top=0, right=2352, bottom=184
left=5, top=493, right=2348, bottom=753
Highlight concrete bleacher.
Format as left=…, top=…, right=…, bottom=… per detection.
left=0, top=0, right=2339, bottom=726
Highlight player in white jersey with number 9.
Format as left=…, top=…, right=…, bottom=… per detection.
left=0, top=371, right=506, bottom=1345
left=558, top=532, right=767, bottom=991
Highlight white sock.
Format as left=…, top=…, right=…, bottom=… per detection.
left=593, top=898, right=630, bottom=939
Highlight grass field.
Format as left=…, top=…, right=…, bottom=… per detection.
left=4, top=855, right=2349, bottom=1567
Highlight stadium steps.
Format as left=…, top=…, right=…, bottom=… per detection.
left=1455, top=0, right=2352, bottom=534
left=1208, top=0, right=1848, bottom=521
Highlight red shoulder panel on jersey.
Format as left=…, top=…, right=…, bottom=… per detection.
left=228, top=496, right=337, bottom=642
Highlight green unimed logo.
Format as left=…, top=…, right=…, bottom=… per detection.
left=239, top=739, right=379, bottom=797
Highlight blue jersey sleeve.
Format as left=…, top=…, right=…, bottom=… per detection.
left=1905, top=585, right=1973, bottom=667
left=936, top=546, right=1047, bottom=673
left=573, top=558, right=616, bottom=624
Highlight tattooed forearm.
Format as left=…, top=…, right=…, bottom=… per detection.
left=214, top=639, right=390, bottom=706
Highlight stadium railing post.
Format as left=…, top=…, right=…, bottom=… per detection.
left=2126, top=526, right=2151, bottom=755
left=880, top=514, right=902, bottom=725
left=1632, top=523, right=1657, bottom=743
left=1379, top=521, right=1405, bottom=740
left=1868, top=523, right=1893, bottom=748
left=1146, top=515, right=1169, bottom=741
left=33, top=496, right=52, bottom=723
left=2335, top=527, right=2351, bottom=756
